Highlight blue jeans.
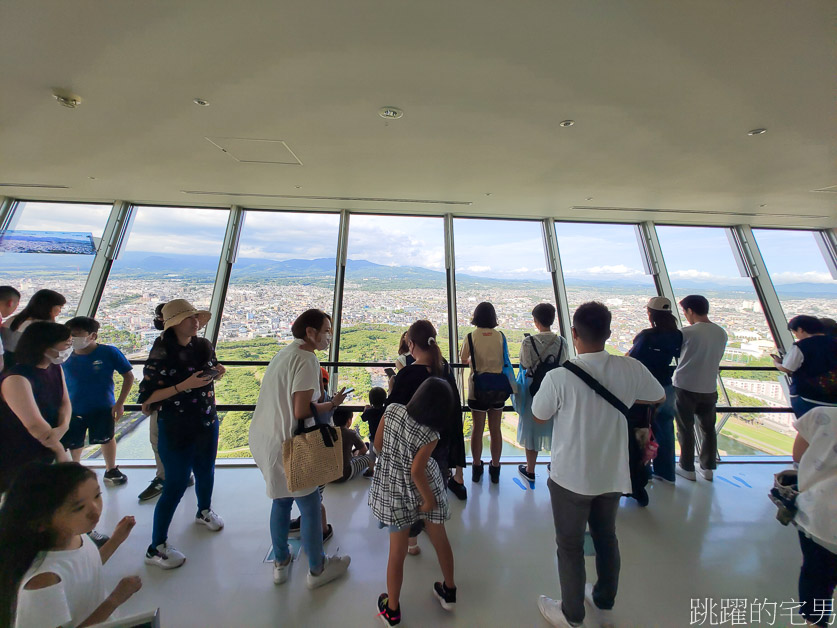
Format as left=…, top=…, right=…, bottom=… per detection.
left=271, top=489, right=324, bottom=572
left=152, top=419, right=218, bottom=547
left=651, top=385, right=676, bottom=481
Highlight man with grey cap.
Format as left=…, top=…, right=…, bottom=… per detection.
left=627, top=297, right=683, bottom=483
left=672, top=295, right=728, bottom=482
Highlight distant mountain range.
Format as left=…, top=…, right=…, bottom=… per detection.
left=2, top=251, right=836, bottom=297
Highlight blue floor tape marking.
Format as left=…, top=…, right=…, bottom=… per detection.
left=512, top=477, right=528, bottom=491
left=716, top=476, right=740, bottom=488
left=732, top=476, right=752, bottom=488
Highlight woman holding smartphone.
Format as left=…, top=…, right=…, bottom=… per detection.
left=137, top=299, right=226, bottom=570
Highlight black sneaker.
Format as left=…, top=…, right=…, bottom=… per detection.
left=447, top=477, right=468, bottom=501
left=322, top=524, right=334, bottom=544
left=517, top=464, right=536, bottom=483
left=632, top=487, right=650, bottom=508
left=489, top=463, right=501, bottom=484
left=88, top=530, right=110, bottom=548
left=103, top=467, right=128, bottom=486
left=138, top=477, right=164, bottom=502
left=377, top=593, right=401, bottom=626
left=471, top=462, right=483, bottom=483
left=433, top=582, right=457, bottom=611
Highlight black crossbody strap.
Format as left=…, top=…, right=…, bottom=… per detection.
left=561, top=361, right=630, bottom=418
left=467, top=332, right=480, bottom=375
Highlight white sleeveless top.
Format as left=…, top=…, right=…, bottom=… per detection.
left=15, top=534, right=105, bottom=628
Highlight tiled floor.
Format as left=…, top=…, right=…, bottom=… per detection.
left=97, top=463, right=804, bottom=627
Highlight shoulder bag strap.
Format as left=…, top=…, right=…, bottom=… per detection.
left=561, top=361, right=630, bottom=418
left=467, top=332, right=480, bottom=375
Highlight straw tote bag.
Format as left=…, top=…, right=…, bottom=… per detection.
left=282, top=404, right=344, bottom=492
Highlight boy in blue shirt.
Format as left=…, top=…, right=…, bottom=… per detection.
left=61, top=316, right=135, bottom=485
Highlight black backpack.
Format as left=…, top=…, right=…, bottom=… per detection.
left=528, top=336, right=564, bottom=396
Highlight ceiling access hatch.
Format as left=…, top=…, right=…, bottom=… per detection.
left=205, top=137, right=303, bottom=165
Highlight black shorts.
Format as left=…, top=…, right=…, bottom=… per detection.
left=61, top=407, right=114, bottom=450
left=468, top=397, right=507, bottom=412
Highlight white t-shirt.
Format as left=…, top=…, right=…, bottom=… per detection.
left=531, top=351, right=664, bottom=496
left=794, top=406, right=837, bottom=552
left=249, top=339, right=321, bottom=499
left=15, top=534, right=105, bottom=628
left=672, top=322, right=728, bottom=394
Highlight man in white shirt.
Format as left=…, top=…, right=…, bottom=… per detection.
left=672, top=295, right=728, bottom=482
left=532, top=302, right=664, bottom=628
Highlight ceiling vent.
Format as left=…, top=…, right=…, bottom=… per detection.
left=572, top=206, right=829, bottom=220
left=0, top=183, right=69, bottom=189
left=811, top=185, right=837, bottom=193
left=205, top=137, right=303, bottom=165
left=181, top=190, right=472, bottom=205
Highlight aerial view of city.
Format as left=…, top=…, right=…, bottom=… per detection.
left=1, top=212, right=834, bottom=462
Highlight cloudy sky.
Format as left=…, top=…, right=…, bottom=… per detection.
left=13, top=201, right=835, bottom=285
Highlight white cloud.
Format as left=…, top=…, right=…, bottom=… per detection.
left=586, top=265, right=643, bottom=276
left=669, top=269, right=718, bottom=280
left=771, top=271, right=835, bottom=284
left=465, top=265, right=491, bottom=273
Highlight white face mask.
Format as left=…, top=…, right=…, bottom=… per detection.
left=72, top=336, right=91, bottom=351
left=48, top=347, right=73, bottom=365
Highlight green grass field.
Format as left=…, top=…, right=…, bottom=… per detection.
left=720, top=417, right=794, bottom=456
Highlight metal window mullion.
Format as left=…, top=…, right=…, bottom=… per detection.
left=814, top=228, right=837, bottom=279
left=636, top=222, right=679, bottom=324
left=0, top=197, right=19, bottom=231
left=730, top=225, right=793, bottom=353
left=205, top=206, right=245, bottom=345
left=77, top=201, right=133, bottom=317
left=444, top=214, right=459, bottom=365
left=544, top=219, right=574, bottom=356
left=329, top=210, right=350, bottom=390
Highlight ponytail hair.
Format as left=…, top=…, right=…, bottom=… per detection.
left=397, top=332, right=409, bottom=356
left=0, top=463, right=97, bottom=626
left=407, top=320, right=443, bottom=377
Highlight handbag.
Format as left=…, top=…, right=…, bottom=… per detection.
left=468, top=333, right=513, bottom=405
left=282, top=403, right=344, bottom=492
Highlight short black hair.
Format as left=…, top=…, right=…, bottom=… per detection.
left=369, top=386, right=386, bottom=407
left=332, top=407, right=353, bottom=427
left=291, top=309, right=331, bottom=340
left=679, top=295, right=709, bottom=316
left=470, top=301, right=498, bottom=328
left=14, top=322, right=71, bottom=367
left=406, top=377, right=454, bottom=432
left=0, top=286, right=20, bottom=302
left=65, top=316, right=100, bottom=335
left=572, top=302, right=611, bottom=345
left=532, top=303, right=556, bottom=327
left=788, top=315, right=825, bottom=335
left=153, top=302, right=166, bottom=331
left=820, top=317, right=837, bottom=338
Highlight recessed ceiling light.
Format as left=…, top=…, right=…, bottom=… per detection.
left=747, top=128, right=767, bottom=135
left=52, top=90, right=82, bottom=108
left=586, top=197, right=594, bottom=201
left=378, top=107, right=403, bottom=119
left=759, top=204, right=767, bottom=208
left=193, top=98, right=210, bottom=106
left=88, top=176, right=96, bottom=180
left=559, top=120, right=575, bottom=127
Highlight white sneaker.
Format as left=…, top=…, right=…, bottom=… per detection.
left=145, top=543, right=186, bottom=569
left=306, top=554, right=351, bottom=589
left=675, top=465, right=696, bottom=481
left=698, top=466, right=714, bottom=481
left=538, top=595, right=584, bottom=627
left=273, top=556, right=292, bottom=585
left=584, top=583, right=615, bottom=628
left=195, top=508, right=224, bottom=531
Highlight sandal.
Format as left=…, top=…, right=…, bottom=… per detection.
left=407, top=544, right=421, bottom=556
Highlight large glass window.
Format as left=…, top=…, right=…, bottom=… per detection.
left=752, top=229, right=837, bottom=322
left=0, top=201, right=111, bottom=318
left=656, top=226, right=792, bottom=456
left=338, top=214, right=448, bottom=400
left=96, top=205, right=229, bottom=358
left=555, top=222, right=658, bottom=354
left=453, top=218, right=555, bottom=455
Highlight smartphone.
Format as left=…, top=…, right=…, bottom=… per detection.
left=524, top=333, right=531, bottom=338
left=201, top=368, right=220, bottom=379
left=342, top=387, right=355, bottom=396
left=384, top=367, right=396, bottom=378
left=770, top=353, right=782, bottom=362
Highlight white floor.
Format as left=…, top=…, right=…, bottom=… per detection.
left=96, top=463, right=804, bottom=628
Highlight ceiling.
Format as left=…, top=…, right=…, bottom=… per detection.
left=0, top=0, right=834, bottom=228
